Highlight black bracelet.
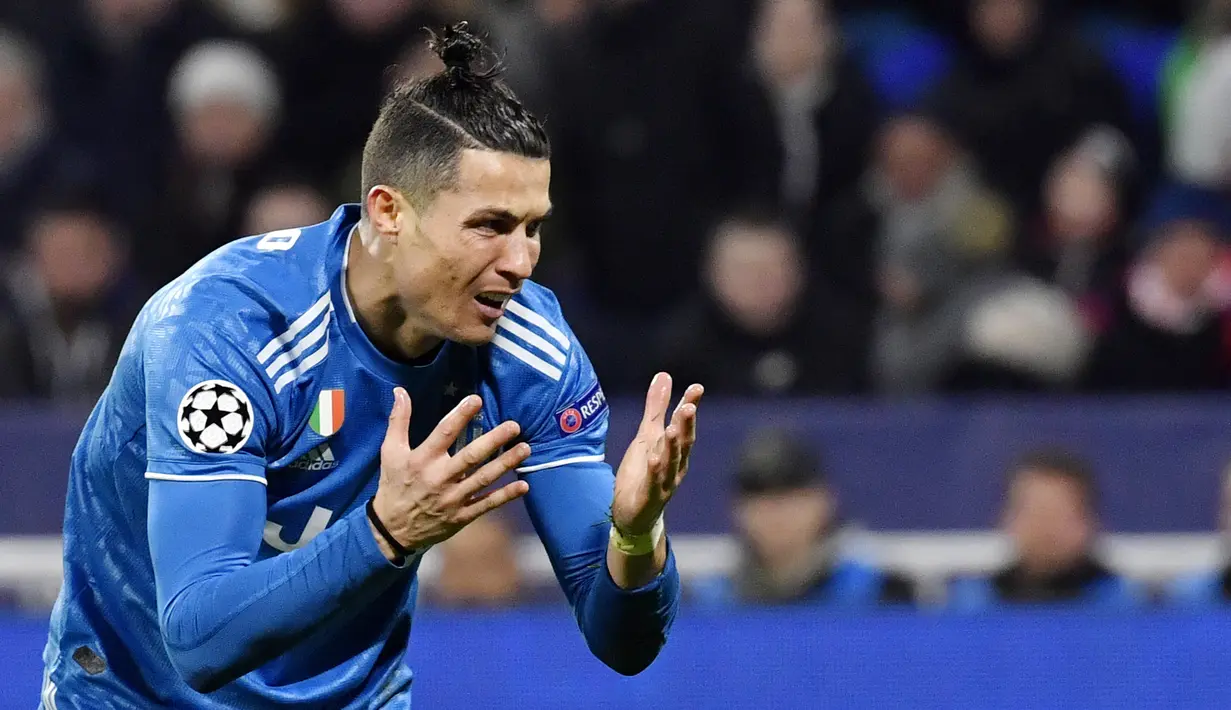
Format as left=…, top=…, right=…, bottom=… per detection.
left=366, top=498, right=414, bottom=562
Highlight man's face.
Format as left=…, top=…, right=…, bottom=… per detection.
left=735, top=487, right=833, bottom=569
left=971, top=0, right=1038, bottom=58
left=753, top=0, right=830, bottom=88
left=1044, top=155, right=1118, bottom=244
left=1004, top=469, right=1093, bottom=575
left=382, top=149, right=550, bottom=348
left=879, top=117, right=953, bottom=203
left=706, top=222, right=804, bottom=335
left=180, top=99, right=271, bottom=168
left=30, top=211, right=122, bottom=306
left=1151, top=221, right=1222, bottom=301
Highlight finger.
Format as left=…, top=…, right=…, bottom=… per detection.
left=675, top=403, right=697, bottom=488
left=419, top=394, right=483, bottom=454
left=456, top=443, right=531, bottom=499
left=382, top=388, right=412, bottom=452
left=680, top=383, right=705, bottom=408
left=450, top=420, right=522, bottom=475
left=460, top=480, right=530, bottom=522
left=638, top=372, right=673, bottom=437
left=662, top=423, right=683, bottom=486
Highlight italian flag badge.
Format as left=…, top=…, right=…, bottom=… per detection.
left=310, top=389, right=345, bottom=436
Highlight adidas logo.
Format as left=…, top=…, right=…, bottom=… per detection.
left=290, top=443, right=339, bottom=471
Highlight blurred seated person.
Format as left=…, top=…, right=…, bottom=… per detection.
left=948, top=450, right=1145, bottom=610
left=723, top=0, right=881, bottom=226
left=1019, top=127, right=1139, bottom=334
left=1166, top=460, right=1231, bottom=607
left=0, top=186, right=143, bottom=401
left=1083, top=184, right=1231, bottom=391
left=824, top=114, right=1015, bottom=394
left=652, top=210, right=867, bottom=396
left=691, top=428, right=915, bottom=607
left=420, top=511, right=528, bottom=609
left=924, top=0, right=1134, bottom=222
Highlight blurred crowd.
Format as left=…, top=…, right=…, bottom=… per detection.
left=2, top=0, right=1231, bottom=403
left=423, top=426, right=1231, bottom=612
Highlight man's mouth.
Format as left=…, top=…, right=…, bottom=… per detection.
left=474, top=292, right=512, bottom=319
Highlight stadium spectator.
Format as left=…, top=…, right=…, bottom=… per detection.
left=1164, top=0, right=1231, bottom=189
left=32, top=0, right=222, bottom=225
left=423, top=512, right=527, bottom=608
left=274, top=0, right=447, bottom=191
left=0, top=188, right=142, bottom=401
left=925, top=0, right=1135, bottom=222
left=0, top=28, right=77, bottom=254
left=1166, top=458, right=1231, bottom=606
left=138, top=40, right=283, bottom=288
left=947, top=450, right=1146, bottom=609
left=720, top=0, right=881, bottom=227
left=242, top=180, right=333, bottom=236
left=942, top=275, right=1092, bottom=391
left=833, top=114, right=1015, bottom=394
left=1018, top=127, right=1138, bottom=331
left=653, top=210, right=867, bottom=396
left=540, top=0, right=753, bottom=373
left=691, top=428, right=915, bottom=606
left=1083, top=184, right=1231, bottom=390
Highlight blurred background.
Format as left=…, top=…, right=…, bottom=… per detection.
left=3, top=0, right=1231, bottom=707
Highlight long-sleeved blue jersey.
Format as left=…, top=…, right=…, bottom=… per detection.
left=40, top=204, right=681, bottom=709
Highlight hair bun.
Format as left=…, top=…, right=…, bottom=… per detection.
left=429, top=21, right=489, bottom=80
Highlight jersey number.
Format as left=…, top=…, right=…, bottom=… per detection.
left=263, top=506, right=333, bottom=552
left=256, top=229, right=302, bottom=252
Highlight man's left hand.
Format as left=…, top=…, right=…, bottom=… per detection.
left=612, top=373, right=703, bottom=536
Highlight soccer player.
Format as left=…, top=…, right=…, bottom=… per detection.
left=39, top=24, right=702, bottom=709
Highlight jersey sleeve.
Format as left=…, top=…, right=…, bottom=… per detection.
left=485, top=287, right=680, bottom=676
left=489, top=294, right=608, bottom=473
left=141, top=280, right=286, bottom=484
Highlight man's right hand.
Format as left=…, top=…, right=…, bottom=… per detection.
left=369, top=387, right=530, bottom=561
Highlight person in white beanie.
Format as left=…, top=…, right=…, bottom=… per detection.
left=167, top=39, right=281, bottom=169
left=140, top=40, right=284, bottom=288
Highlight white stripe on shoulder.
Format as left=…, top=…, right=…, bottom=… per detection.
left=492, top=333, right=562, bottom=381
left=273, top=333, right=330, bottom=393
left=504, top=300, right=570, bottom=350
left=145, top=472, right=268, bottom=485
left=264, top=310, right=331, bottom=379
left=516, top=454, right=606, bottom=473
left=496, top=316, right=567, bottom=365
left=41, top=669, right=57, bottom=710
left=257, top=293, right=331, bottom=364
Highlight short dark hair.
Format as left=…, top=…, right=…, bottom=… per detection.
left=360, top=22, right=550, bottom=211
left=1008, top=448, right=1099, bottom=513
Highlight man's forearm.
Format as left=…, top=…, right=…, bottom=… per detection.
left=150, top=485, right=405, bottom=692
left=578, top=535, right=680, bottom=676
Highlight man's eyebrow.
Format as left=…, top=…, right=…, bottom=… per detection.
left=468, top=206, right=553, bottom=222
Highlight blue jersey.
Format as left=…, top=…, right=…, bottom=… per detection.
left=41, top=205, right=680, bottom=708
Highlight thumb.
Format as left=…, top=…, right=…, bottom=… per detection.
left=384, top=387, right=412, bottom=451
left=639, top=372, right=672, bottom=436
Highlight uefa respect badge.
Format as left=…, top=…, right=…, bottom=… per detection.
left=556, top=380, right=607, bottom=435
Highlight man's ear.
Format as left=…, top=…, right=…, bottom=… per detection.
left=366, top=185, right=413, bottom=245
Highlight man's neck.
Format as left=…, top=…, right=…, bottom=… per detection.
left=345, top=226, right=443, bottom=362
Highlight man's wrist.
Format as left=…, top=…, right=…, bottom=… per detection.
left=609, top=515, right=665, bottom=557
left=365, top=498, right=415, bottom=563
